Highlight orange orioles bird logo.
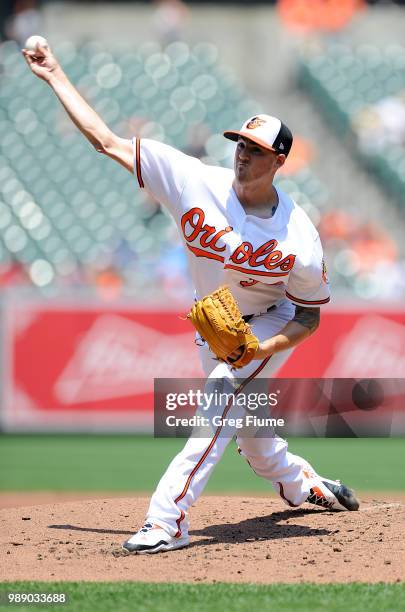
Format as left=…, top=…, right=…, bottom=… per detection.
left=246, top=116, right=266, bottom=129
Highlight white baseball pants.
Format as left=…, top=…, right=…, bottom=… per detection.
left=147, top=301, right=319, bottom=537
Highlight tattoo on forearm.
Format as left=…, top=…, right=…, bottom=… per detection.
left=292, top=306, right=320, bottom=333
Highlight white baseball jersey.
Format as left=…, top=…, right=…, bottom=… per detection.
left=132, top=138, right=330, bottom=315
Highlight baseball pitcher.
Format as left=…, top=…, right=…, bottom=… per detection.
left=23, top=41, right=359, bottom=555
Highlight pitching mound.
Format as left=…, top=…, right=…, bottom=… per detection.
left=1, top=495, right=404, bottom=583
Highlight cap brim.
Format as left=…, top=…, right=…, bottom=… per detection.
left=223, top=130, right=277, bottom=153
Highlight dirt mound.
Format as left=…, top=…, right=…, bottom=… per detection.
left=1, top=495, right=404, bottom=583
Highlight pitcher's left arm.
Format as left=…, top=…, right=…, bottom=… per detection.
left=255, top=306, right=320, bottom=359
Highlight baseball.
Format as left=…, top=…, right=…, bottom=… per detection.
left=24, top=35, right=49, bottom=51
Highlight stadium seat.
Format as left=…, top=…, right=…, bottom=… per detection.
left=299, top=43, right=405, bottom=206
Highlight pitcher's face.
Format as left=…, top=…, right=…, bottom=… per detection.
left=234, top=137, right=285, bottom=186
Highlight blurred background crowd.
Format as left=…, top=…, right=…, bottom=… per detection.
left=1, top=0, right=405, bottom=303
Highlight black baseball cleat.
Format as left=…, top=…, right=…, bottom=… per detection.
left=122, top=522, right=190, bottom=554
left=306, top=478, right=360, bottom=511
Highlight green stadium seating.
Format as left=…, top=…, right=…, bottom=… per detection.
left=0, top=39, right=329, bottom=289
left=299, top=43, right=405, bottom=207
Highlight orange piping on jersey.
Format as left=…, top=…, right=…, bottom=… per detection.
left=285, top=291, right=330, bottom=305
left=135, top=138, right=144, bottom=188
left=186, top=244, right=225, bottom=262
left=224, top=264, right=289, bottom=277
left=277, top=481, right=299, bottom=507
left=173, top=355, right=272, bottom=537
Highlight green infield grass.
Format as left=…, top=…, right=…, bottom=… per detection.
left=0, top=435, right=404, bottom=492
left=0, top=582, right=404, bottom=612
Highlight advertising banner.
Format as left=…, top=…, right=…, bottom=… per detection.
left=2, top=297, right=405, bottom=431
left=1, top=301, right=202, bottom=431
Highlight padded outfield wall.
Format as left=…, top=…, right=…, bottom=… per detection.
left=0, top=290, right=404, bottom=433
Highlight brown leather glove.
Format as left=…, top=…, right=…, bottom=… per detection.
left=187, top=286, right=259, bottom=369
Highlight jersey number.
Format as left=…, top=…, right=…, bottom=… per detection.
left=240, top=279, right=259, bottom=287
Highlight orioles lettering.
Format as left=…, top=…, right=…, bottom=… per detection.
left=181, top=207, right=232, bottom=252
left=181, top=207, right=296, bottom=273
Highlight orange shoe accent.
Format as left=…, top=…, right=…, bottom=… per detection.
left=311, top=486, right=326, bottom=499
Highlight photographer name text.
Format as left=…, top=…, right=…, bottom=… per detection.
left=166, top=415, right=285, bottom=428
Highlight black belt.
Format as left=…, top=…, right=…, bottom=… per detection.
left=243, top=304, right=276, bottom=324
